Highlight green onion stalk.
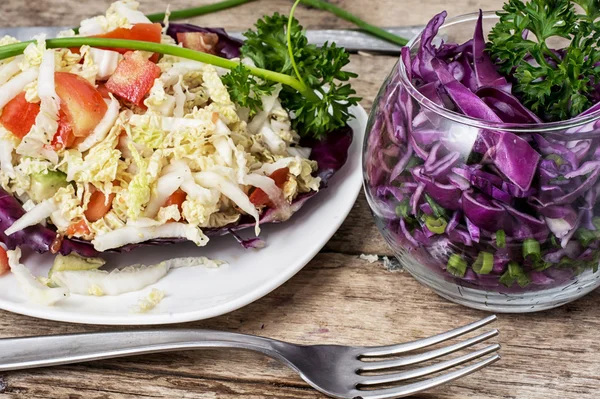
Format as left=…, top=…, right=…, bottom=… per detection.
left=0, top=38, right=314, bottom=99
left=146, top=0, right=257, bottom=22
left=298, top=0, right=408, bottom=46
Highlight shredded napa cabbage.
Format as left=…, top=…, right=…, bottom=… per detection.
left=8, top=248, right=69, bottom=305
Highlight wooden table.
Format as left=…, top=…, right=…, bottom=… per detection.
left=1, top=0, right=599, bottom=398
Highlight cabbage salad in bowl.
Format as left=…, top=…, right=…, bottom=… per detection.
left=364, top=0, right=600, bottom=311
left=0, top=0, right=359, bottom=305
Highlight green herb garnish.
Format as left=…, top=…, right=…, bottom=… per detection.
left=488, top=0, right=600, bottom=121
left=225, top=0, right=361, bottom=138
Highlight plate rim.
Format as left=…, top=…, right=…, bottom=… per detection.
left=0, top=105, right=367, bottom=325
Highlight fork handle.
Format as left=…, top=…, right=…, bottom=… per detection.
left=0, top=329, right=295, bottom=372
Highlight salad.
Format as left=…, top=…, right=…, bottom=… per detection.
left=0, top=0, right=358, bottom=304
left=365, top=0, right=600, bottom=292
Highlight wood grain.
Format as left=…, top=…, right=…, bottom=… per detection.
left=0, top=0, right=597, bottom=398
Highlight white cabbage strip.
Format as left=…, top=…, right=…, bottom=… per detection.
left=0, top=56, right=23, bottom=86
left=51, top=257, right=223, bottom=296
left=0, top=137, right=16, bottom=178
left=92, top=223, right=208, bottom=251
left=8, top=248, right=69, bottom=306
left=0, top=68, right=38, bottom=109
left=129, top=114, right=208, bottom=132
left=77, top=95, right=120, bottom=152
left=244, top=173, right=292, bottom=221
left=89, top=48, right=120, bottom=80
left=144, top=171, right=186, bottom=217
left=4, top=199, right=58, bottom=236
left=194, top=171, right=260, bottom=235
left=114, top=1, right=151, bottom=24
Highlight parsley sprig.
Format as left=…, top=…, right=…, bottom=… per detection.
left=488, top=0, right=600, bottom=121
left=223, top=0, right=361, bottom=138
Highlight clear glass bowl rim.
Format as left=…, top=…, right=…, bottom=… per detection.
left=399, top=10, right=600, bottom=133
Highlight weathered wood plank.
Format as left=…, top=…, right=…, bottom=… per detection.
left=1, top=253, right=600, bottom=398
left=1, top=0, right=598, bottom=398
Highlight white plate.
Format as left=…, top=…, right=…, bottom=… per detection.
left=0, top=105, right=367, bottom=325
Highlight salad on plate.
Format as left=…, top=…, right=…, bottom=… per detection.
left=0, top=0, right=359, bottom=305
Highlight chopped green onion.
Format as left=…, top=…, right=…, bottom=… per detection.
left=424, top=215, right=447, bottom=235
left=405, top=156, right=423, bottom=170
left=532, top=261, right=551, bottom=271
left=395, top=200, right=410, bottom=218
left=550, top=235, right=560, bottom=248
left=522, top=238, right=541, bottom=259
left=499, top=271, right=516, bottom=287
left=298, top=0, right=408, bottom=46
left=508, top=261, right=523, bottom=278
left=473, top=251, right=494, bottom=275
left=424, top=194, right=447, bottom=219
left=546, top=154, right=565, bottom=166
left=495, top=230, right=506, bottom=248
left=505, top=261, right=531, bottom=288
left=517, top=274, right=531, bottom=288
left=576, top=228, right=597, bottom=247
left=447, top=254, right=467, bottom=277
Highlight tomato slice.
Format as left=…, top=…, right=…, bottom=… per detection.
left=176, top=32, right=219, bottom=54
left=85, top=190, right=116, bottom=223
left=50, top=110, right=76, bottom=150
left=54, top=72, right=107, bottom=138
left=105, top=51, right=161, bottom=106
left=0, top=92, right=40, bottom=139
left=249, top=168, right=290, bottom=207
left=90, top=23, right=162, bottom=62
left=96, top=83, right=112, bottom=99
left=165, top=189, right=187, bottom=212
left=0, top=246, right=9, bottom=276
left=66, top=220, right=91, bottom=238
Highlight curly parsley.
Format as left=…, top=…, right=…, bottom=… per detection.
left=488, top=0, right=600, bottom=121
left=223, top=2, right=361, bottom=138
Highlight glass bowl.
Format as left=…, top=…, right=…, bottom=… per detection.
left=363, top=11, right=600, bottom=313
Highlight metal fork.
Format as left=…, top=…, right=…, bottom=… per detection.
left=0, top=315, right=499, bottom=398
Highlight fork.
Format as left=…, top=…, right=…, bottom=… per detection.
left=0, top=315, right=499, bottom=398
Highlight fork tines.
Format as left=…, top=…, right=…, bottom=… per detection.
left=354, top=315, right=500, bottom=399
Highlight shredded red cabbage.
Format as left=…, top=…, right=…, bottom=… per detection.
left=365, top=10, right=600, bottom=292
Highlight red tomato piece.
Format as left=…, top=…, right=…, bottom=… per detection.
left=176, top=32, right=219, bottom=55
left=249, top=168, right=290, bottom=207
left=66, top=220, right=91, bottom=238
left=105, top=51, right=161, bottom=106
left=50, top=110, right=76, bottom=150
left=0, top=246, right=9, bottom=276
left=54, top=72, right=108, bottom=138
left=91, top=23, right=162, bottom=62
left=85, top=190, right=116, bottom=223
left=0, top=92, right=40, bottom=139
left=96, top=83, right=112, bottom=99
left=165, top=189, right=187, bottom=212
